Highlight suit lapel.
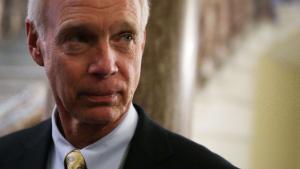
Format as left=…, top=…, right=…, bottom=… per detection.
left=122, top=105, right=173, bottom=169
left=18, top=120, right=52, bottom=169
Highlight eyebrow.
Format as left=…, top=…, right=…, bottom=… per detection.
left=55, top=23, right=98, bottom=44
left=55, top=19, right=139, bottom=43
left=109, top=20, right=139, bottom=34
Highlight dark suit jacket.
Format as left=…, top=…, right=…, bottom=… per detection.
left=0, top=105, right=238, bottom=169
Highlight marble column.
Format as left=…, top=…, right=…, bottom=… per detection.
left=0, top=0, right=27, bottom=39
left=254, top=0, right=276, bottom=21
left=134, top=0, right=199, bottom=136
left=0, top=0, right=4, bottom=38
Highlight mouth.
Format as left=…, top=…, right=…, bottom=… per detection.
left=79, top=91, right=120, bottom=105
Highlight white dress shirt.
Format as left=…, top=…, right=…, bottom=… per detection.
left=47, top=104, right=138, bottom=169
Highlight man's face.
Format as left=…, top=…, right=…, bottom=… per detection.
left=36, top=0, right=145, bottom=125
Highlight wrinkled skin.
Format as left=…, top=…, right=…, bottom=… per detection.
left=26, top=0, right=146, bottom=147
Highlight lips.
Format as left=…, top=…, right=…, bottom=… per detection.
left=78, top=90, right=120, bottom=105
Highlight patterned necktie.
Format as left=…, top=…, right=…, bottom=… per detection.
left=64, top=149, right=87, bottom=169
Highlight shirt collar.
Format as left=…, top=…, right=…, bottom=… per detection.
left=51, top=103, right=138, bottom=169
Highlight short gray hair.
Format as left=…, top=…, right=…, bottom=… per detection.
left=27, top=0, right=150, bottom=37
left=27, top=0, right=47, bottom=37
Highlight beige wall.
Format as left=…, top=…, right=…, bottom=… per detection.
left=251, top=30, right=300, bottom=169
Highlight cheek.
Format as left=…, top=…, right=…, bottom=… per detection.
left=133, top=58, right=142, bottom=86
left=134, top=49, right=143, bottom=82
left=57, top=60, right=84, bottom=94
left=44, top=49, right=83, bottom=104
left=128, top=52, right=142, bottom=90
left=117, top=50, right=142, bottom=100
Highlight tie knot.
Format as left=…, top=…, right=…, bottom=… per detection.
left=64, top=149, right=87, bottom=169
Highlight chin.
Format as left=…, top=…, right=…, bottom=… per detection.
left=75, top=106, right=124, bottom=125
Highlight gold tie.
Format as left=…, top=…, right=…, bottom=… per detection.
left=64, top=149, right=87, bottom=169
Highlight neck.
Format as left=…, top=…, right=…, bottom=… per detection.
left=56, top=111, right=126, bottom=149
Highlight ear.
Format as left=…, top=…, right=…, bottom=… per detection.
left=141, top=31, right=147, bottom=51
left=26, top=18, right=44, bottom=66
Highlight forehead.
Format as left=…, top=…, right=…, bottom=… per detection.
left=46, top=0, right=142, bottom=31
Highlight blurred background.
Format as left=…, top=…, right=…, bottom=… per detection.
left=0, top=0, right=299, bottom=168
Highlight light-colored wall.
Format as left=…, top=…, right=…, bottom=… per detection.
left=251, top=29, right=300, bottom=169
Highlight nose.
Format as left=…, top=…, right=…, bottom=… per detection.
left=88, top=42, right=118, bottom=78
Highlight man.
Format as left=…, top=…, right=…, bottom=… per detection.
left=0, top=0, right=238, bottom=168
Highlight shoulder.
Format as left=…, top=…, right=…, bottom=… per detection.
left=133, top=104, right=238, bottom=169
left=164, top=129, right=238, bottom=169
left=0, top=119, right=51, bottom=153
left=0, top=119, right=52, bottom=168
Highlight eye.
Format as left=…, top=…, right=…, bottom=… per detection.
left=61, top=32, right=95, bottom=54
left=66, top=32, right=92, bottom=43
left=110, top=31, right=135, bottom=53
left=112, top=32, right=135, bottom=43
left=120, top=32, right=134, bottom=42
